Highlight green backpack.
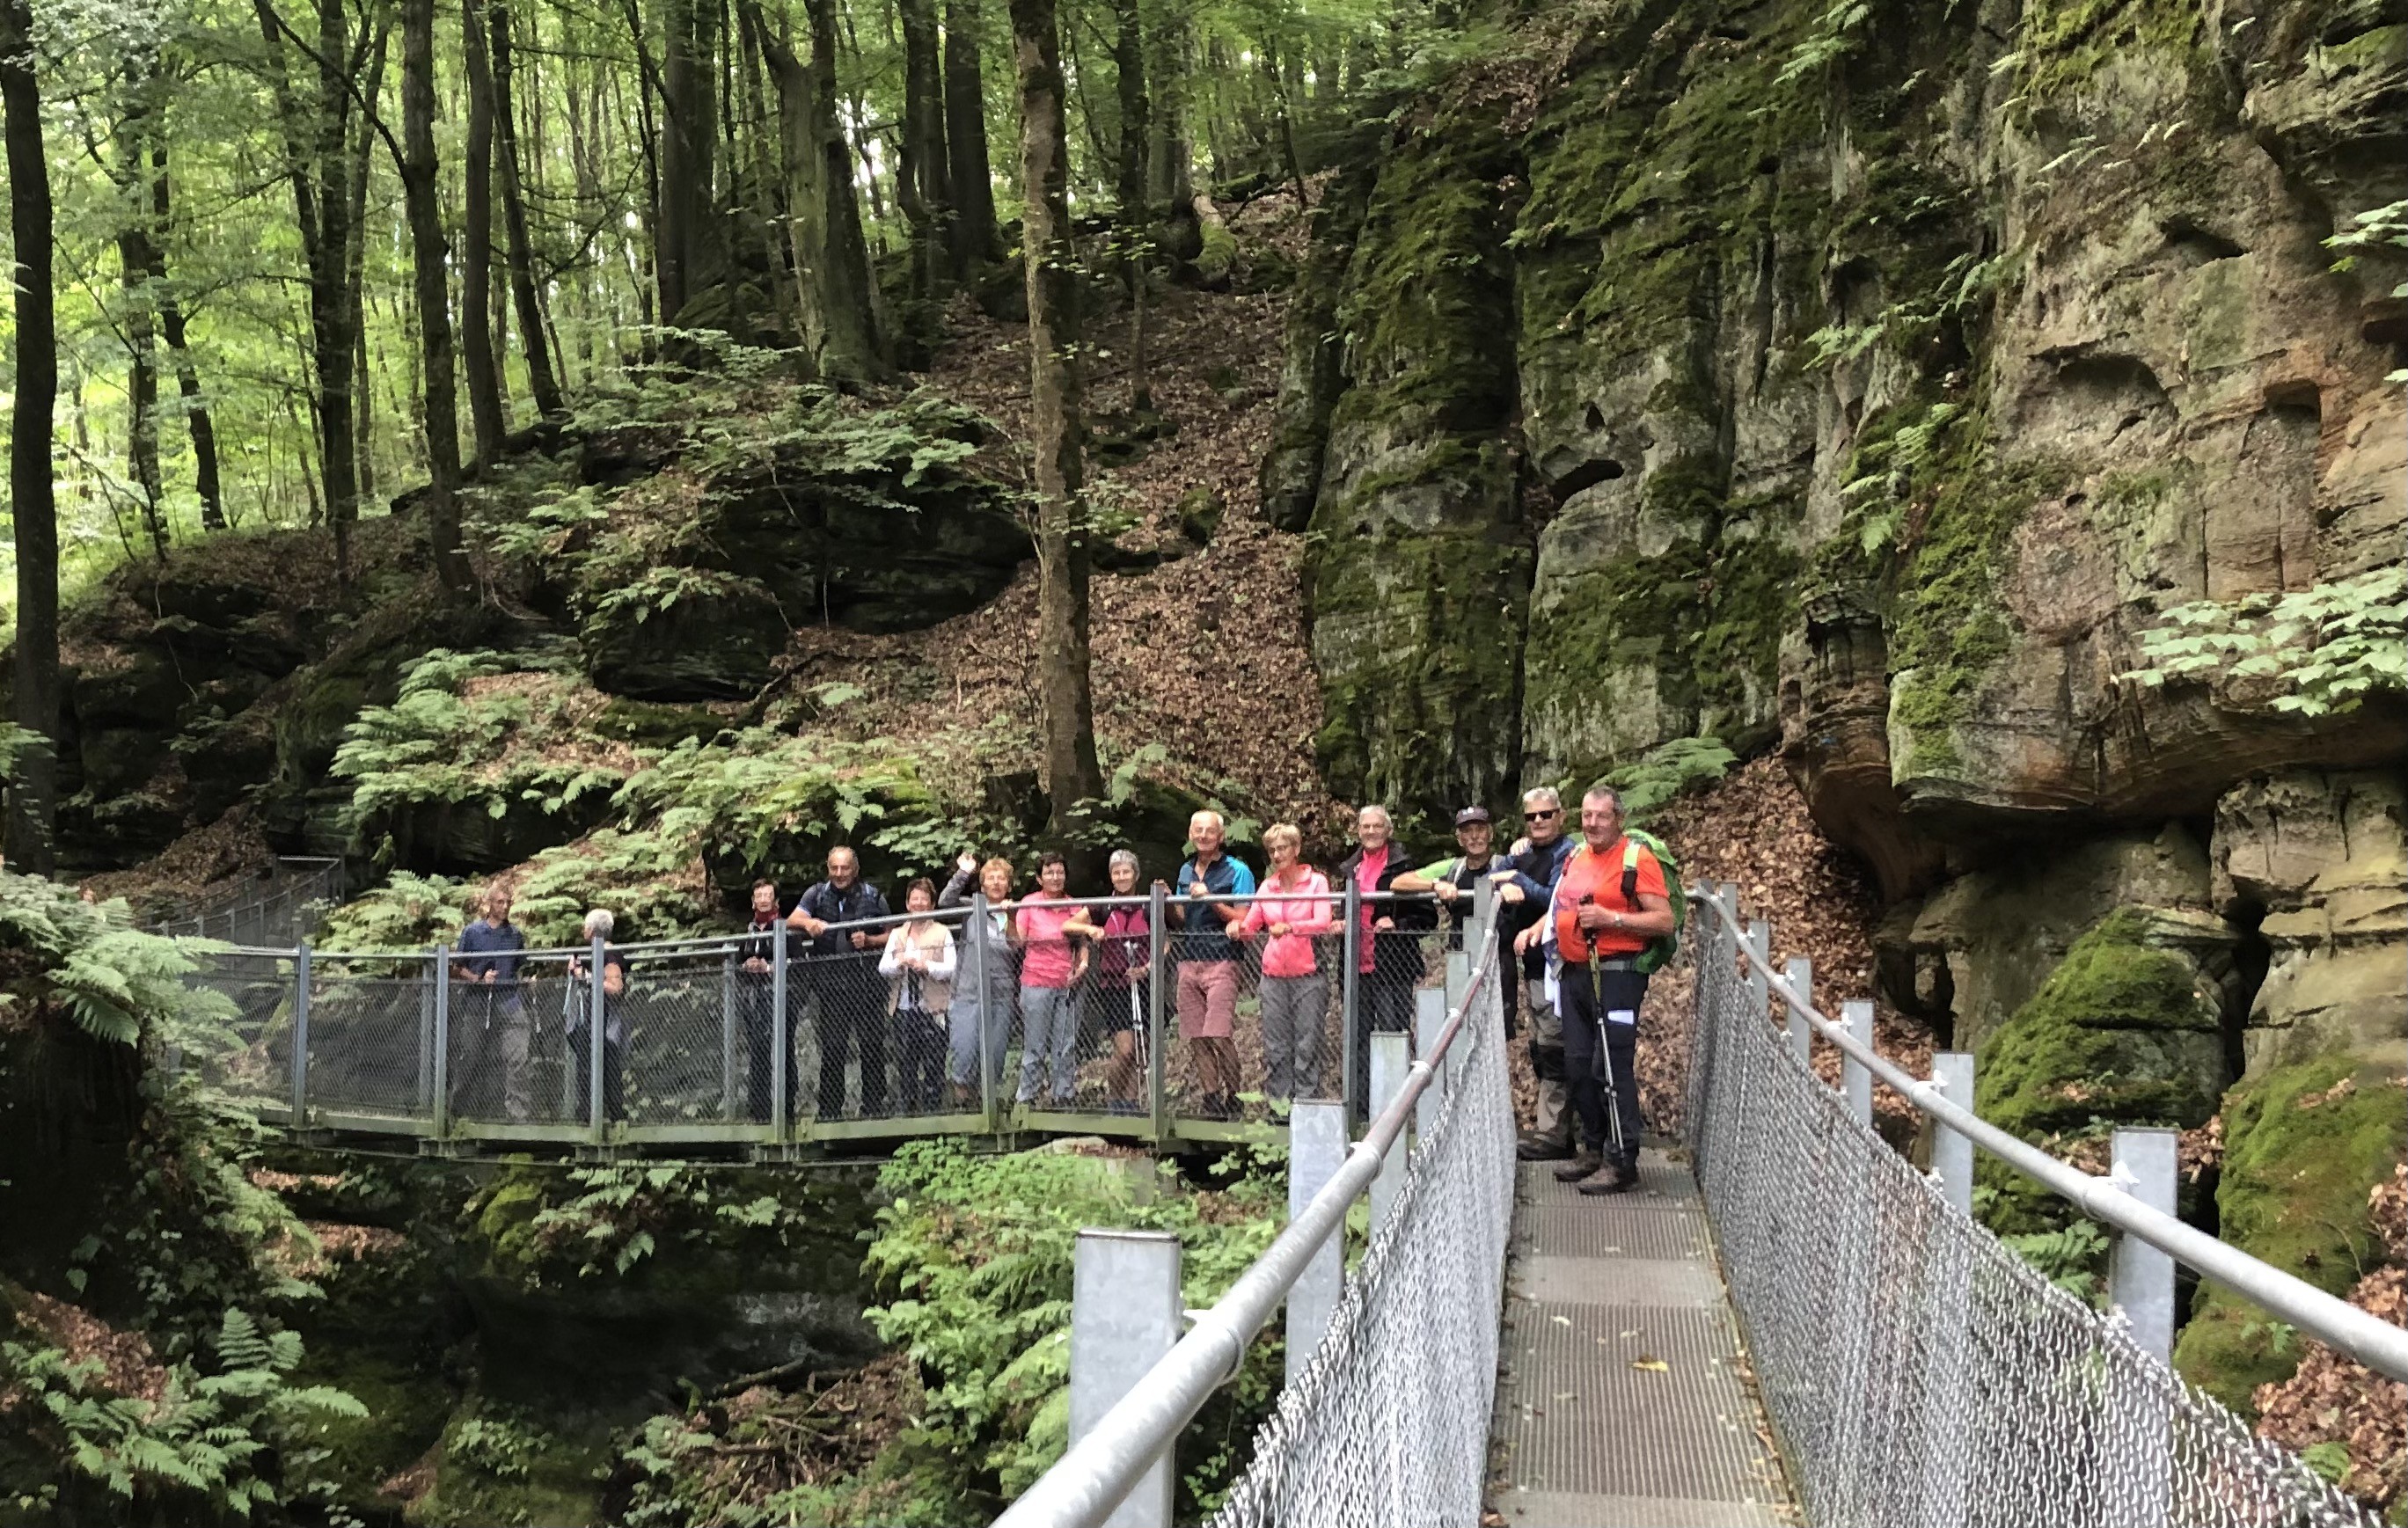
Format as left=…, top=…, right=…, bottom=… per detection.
left=1621, top=830, right=1685, bottom=976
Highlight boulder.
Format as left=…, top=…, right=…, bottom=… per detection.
left=2213, top=769, right=2408, bottom=1075
left=582, top=581, right=787, bottom=701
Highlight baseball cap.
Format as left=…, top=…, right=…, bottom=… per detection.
left=1453, top=806, right=1492, bottom=827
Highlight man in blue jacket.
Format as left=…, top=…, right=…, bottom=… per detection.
left=1492, top=786, right=1578, bottom=1160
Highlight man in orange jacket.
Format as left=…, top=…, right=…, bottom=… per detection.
left=1541, top=785, right=1675, bottom=1195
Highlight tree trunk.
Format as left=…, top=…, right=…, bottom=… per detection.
left=803, top=0, right=883, bottom=380
left=2, top=0, right=58, bottom=873
left=897, top=0, right=949, bottom=301
left=1109, top=0, right=1145, bottom=214
left=401, top=0, right=468, bottom=591
left=658, top=0, right=718, bottom=323
left=115, top=232, right=170, bottom=559
left=942, top=0, right=996, bottom=275
left=151, top=144, right=225, bottom=530
left=1145, top=6, right=1189, bottom=208
left=460, top=0, right=505, bottom=462
left=741, top=0, right=827, bottom=367
left=490, top=0, right=563, bottom=414
left=1006, top=0, right=1101, bottom=837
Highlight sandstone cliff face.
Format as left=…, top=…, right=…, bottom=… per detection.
left=1279, top=0, right=2404, bottom=1406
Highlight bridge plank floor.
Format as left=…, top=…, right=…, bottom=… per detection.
left=1487, top=1153, right=1793, bottom=1527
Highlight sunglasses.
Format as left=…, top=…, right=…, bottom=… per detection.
left=1525, top=808, right=1562, bottom=821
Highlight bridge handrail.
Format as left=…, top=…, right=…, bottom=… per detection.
left=991, top=922, right=1503, bottom=1528
left=182, top=890, right=1441, bottom=963
left=1691, top=886, right=2408, bottom=1385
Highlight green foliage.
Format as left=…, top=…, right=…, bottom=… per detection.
left=314, top=871, right=485, bottom=953
left=1778, top=0, right=1870, bottom=85
left=617, top=728, right=935, bottom=870
left=860, top=1141, right=1285, bottom=1512
left=2119, top=566, right=2407, bottom=717
left=1, top=1309, right=362, bottom=1519
left=332, top=646, right=626, bottom=840
left=0, top=874, right=230, bottom=1047
left=1997, top=1218, right=2109, bottom=1302
left=1601, top=736, right=1738, bottom=823
left=445, top=1406, right=553, bottom=1481
left=468, top=1161, right=822, bottom=1290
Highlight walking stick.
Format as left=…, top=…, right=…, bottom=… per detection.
left=1579, top=893, right=1628, bottom=1162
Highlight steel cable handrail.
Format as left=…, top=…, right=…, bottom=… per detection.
left=1691, top=887, right=2408, bottom=1384
left=992, top=924, right=1502, bottom=1528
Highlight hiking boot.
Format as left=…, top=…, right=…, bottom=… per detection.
left=1517, top=1130, right=1576, bottom=1162
left=1575, top=1160, right=1641, bottom=1196
left=1550, top=1151, right=1605, bottom=1183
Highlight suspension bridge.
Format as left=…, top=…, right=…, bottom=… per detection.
left=172, top=881, right=2406, bottom=1526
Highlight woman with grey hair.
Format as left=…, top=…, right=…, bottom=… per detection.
left=565, top=908, right=630, bottom=1122
left=1066, top=849, right=1153, bottom=1113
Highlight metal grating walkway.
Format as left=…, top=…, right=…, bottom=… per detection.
left=1487, top=1152, right=1794, bottom=1527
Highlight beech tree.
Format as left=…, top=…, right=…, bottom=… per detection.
left=4, top=0, right=59, bottom=871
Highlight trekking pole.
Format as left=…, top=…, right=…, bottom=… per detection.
left=1580, top=893, right=1627, bottom=1161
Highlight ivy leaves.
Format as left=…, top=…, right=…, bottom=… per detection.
left=2120, top=567, right=2407, bottom=718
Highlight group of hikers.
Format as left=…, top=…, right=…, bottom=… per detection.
left=442, top=784, right=1674, bottom=1194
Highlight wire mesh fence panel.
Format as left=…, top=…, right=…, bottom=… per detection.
left=616, top=942, right=751, bottom=1129
left=792, top=943, right=907, bottom=1125
left=179, top=948, right=300, bottom=1113
left=306, top=955, right=438, bottom=1122
left=1681, top=918, right=2381, bottom=1528
left=152, top=859, right=343, bottom=946
left=451, top=953, right=584, bottom=1129
left=1208, top=947, right=1515, bottom=1528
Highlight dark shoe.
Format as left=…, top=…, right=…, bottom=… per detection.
left=1575, top=1160, right=1641, bottom=1196
left=1551, top=1151, right=1605, bottom=1183
left=1517, top=1131, right=1575, bottom=1162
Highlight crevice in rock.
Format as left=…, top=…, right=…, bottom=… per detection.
left=1548, top=457, right=1624, bottom=502
left=2220, top=896, right=2273, bottom=1087
left=2159, top=217, right=2246, bottom=267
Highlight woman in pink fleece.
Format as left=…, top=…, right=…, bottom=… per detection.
left=1233, top=822, right=1337, bottom=1100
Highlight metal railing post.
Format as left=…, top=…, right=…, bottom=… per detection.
left=1743, top=918, right=1771, bottom=1024
left=589, top=934, right=609, bottom=1145
left=419, top=947, right=438, bottom=1120
left=1286, top=1100, right=1347, bottom=1381
left=2110, top=1127, right=2179, bottom=1361
left=1368, top=1032, right=1410, bottom=1232
left=1339, top=878, right=1360, bottom=1123
left=290, top=942, right=311, bottom=1124
left=432, top=945, right=451, bottom=1141
left=1070, top=1229, right=1182, bottom=1528
left=971, top=892, right=996, bottom=1133
left=1414, top=986, right=1446, bottom=1140
left=1783, top=956, right=1814, bottom=1072
left=1930, top=1052, right=1975, bottom=1215
left=772, top=918, right=790, bottom=1144
left=1442, top=948, right=1469, bottom=1092
left=721, top=950, right=739, bottom=1119
left=1841, top=1000, right=1874, bottom=1126
left=1145, top=883, right=1167, bottom=1143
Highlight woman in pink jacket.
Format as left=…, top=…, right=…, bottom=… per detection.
left=1233, top=822, right=1337, bottom=1100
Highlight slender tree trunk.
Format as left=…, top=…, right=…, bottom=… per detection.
left=1145, top=7, right=1189, bottom=208
left=151, top=144, right=225, bottom=530
left=489, top=0, right=562, bottom=414
left=461, top=0, right=505, bottom=462
left=345, top=37, right=382, bottom=509
left=658, top=0, right=718, bottom=323
left=1110, top=0, right=1148, bottom=411
left=741, top=0, right=826, bottom=368
left=2, top=0, right=59, bottom=873
left=804, top=0, right=883, bottom=379
left=897, top=0, right=949, bottom=301
left=400, top=0, right=468, bottom=590
left=1007, top=0, right=1101, bottom=835
left=116, top=232, right=170, bottom=559
left=942, top=0, right=996, bottom=275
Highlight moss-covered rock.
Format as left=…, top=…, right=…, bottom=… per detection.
left=1973, top=907, right=2229, bottom=1235
left=2171, top=1051, right=2408, bottom=1415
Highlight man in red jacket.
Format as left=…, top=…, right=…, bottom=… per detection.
left=1545, top=786, right=1676, bottom=1195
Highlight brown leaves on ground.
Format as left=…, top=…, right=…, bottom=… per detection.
left=765, top=277, right=1343, bottom=840
left=78, top=807, right=283, bottom=913
left=1629, top=756, right=1929, bottom=1134
left=2250, top=1167, right=2407, bottom=1514
left=648, top=1351, right=923, bottom=1516
left=2, top=1287, right=170, bottom=1403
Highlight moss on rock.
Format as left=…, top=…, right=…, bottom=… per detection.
left=1973, top=908, right=2227, bottom=1235
left=2171, top=1053, right=2407, bottom=1415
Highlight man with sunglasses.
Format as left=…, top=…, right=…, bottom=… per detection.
left=1490, top=786, right=1579, bottom=1160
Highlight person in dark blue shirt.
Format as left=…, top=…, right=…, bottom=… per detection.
left=788, top=848, right=891, bottom=1119
left=454, top=884, right=531, bottom=1120
left=1494, top=786, right=1578, bottom=1160
left=1167, top=810, right=1255, bottom=1119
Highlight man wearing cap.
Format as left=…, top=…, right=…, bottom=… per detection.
left=1394, top=807, right=1501, bottom=949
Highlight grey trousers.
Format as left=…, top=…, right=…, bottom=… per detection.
left=1527, top=976, right=1573, bottom=1144
left=1016, top=984, right=1079, bottom=1102
left=1258, top=972, right=1326, bottom=1100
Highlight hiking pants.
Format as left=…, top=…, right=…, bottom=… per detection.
left=1561, top=963, right=1648, bottom=1169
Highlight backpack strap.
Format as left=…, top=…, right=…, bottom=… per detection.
left=1621, top=838, right=1641, bottom=906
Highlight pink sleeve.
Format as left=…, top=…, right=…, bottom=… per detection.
left=1293, top=874, right=1337, bottom=934
left=1238, top=902, right=1265, bottom=936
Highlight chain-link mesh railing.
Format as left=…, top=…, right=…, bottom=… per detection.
left=304, top=952, right=440, bottom=1122
left=180, top=947, right=301, bottom=1115
left=150, top=858, right=342, bottom=945
left=1206, top=932, right=1515, bottom=1528
left=1683, top=902, right=2380, bottom=1528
